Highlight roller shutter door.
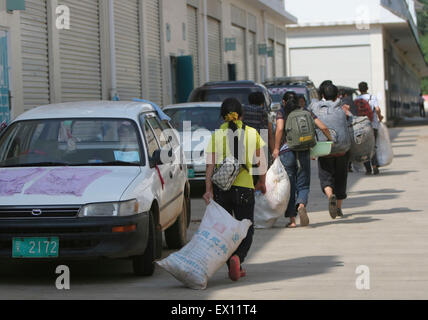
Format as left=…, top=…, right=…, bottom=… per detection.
left=248, top=31, right=257, bottom=81
left=231, top=25, right=246, bottom=80
left=267, top=39, right=274, bottom=79
left=144, top=0, right=163, bottom=105
left=289, top=45, right=371, bottom=88
left=114, top=0, right=142, bottom=100
left=207, top=17, right=222, bottom=82
left=275, top=42, right=285, bottom=77
left=59, top=0, right=102, bottom=102
left=187, top=5, right=200, bottom=88
left=20, top=0, right=50, bottom=111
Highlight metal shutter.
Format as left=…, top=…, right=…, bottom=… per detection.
left=231, top=25, right=246, bottom=80
left=275, top=43, right=285, bottom=77
left=267, top=39, right=274, bottom=79
left=20, top=0, right=50, bottom=111
left=248, top=31, right=257, bottom=81
left=144, top=0, right=163, bottom=105
left=114, top=0, right=142, bottom=100
left=59, top=0, right=102, bottom=102
left=187, top=5, right=200, bottom=88
left=207, top=17, right=222, bottom=82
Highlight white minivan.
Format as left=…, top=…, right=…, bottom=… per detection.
left=0, top=101, right=190, bottom=276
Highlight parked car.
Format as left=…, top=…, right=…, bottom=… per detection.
left=188, top=80, right=273, bottom=111
left=0, top=101, right=190, bottom=276
left=263, top=76, right=319, bottom=107
left=163, top=102, right=222, bottom=183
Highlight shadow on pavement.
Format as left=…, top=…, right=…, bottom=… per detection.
left=345, top=207, right=422, bottom=217
left=207, top=255, right=343, bottom=289
left=373, top=170, right=417, bottom=176
left=393, top=154, right=412, bottom=158
left=307, top=216, right=381, bottom=229
left=348, top=188, right=404, bottom=195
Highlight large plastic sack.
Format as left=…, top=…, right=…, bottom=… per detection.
left=156, top=200, right=251, bottom=290
left=348, top=116, right=375, bottom=163
left=376, top=123, right=393, bottom=167
left=310, top=100, right=351, bottom=155
left=254, top=158, right=290, bottom=229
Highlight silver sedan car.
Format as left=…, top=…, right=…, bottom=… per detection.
left=163, top=102, right=223, bottom=183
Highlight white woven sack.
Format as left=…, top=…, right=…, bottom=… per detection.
left=157, top=200, right=251, bottom=290
left=376, top=123, right=393, bottom=167
left=254, top=158, right=290, bottom=229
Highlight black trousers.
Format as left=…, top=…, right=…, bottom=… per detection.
left=364, top=128, right=379, bottom=172
left=213, top=185, right=255, bottom=265
left=318, top=152, right=350, bottom=200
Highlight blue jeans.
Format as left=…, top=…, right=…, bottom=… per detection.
left=279, top=150, right=311, bottom=218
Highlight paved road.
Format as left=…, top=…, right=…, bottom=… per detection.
left=1, top=119, right=428, bottom=300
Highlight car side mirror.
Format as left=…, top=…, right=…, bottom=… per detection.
left=150, top=149, right=163, bottom=167
left=271, top=103, right=281, bottom=112
left=150, top=147, right=175, bottom=167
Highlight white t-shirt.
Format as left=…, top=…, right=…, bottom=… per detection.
left=357, top=94, right=380, bottom=129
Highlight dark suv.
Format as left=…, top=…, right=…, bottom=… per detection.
left=263, top=76, right=319, bottom=107
left=188, top=81, right=272, bottom=111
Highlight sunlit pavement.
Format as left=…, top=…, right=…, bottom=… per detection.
left=1, top=118, right=428, bottom=300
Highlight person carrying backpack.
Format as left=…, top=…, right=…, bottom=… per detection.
left=203, top=98, right=267, bottom=282
left=356, top=82, right=384, bottom=175
left=309, top=83, right=352, bottom=219
left=273, top=91, right=332, bottom=228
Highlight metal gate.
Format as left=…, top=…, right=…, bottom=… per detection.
left=59, top=0, right=102, bottom=102
left=207, top=17, right=222, bottom=82
left=275, top=42, right=285, bottom=77
left=144, top=0, right=163, bottom=105
left=187, top=5, right=200, bottom=88
left=20, top=0, right=50, bottom=111
left=248, top=31, right=257, bottom=81
left=114, top=0, right=142, bottom=100
left=231, top=25, right=246, bottom=80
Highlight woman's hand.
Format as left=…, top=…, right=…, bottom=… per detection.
left=272, top=148, right=280, bottom=159
left=255, top=178, right=267, bottom=194
left=203, top=188, right=213, bottom=205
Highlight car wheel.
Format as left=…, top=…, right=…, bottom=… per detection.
left=132, top=210, right=156, bottom=276
left=165, top=197, right=188, bottom=250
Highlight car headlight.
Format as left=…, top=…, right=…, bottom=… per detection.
left=79, top=199, right=139, bottom=217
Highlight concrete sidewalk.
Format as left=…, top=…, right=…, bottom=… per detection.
left=183, top=119, right=428, bottom=299
left=1, top=119, right=427, bottom=300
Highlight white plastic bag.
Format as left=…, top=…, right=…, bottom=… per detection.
left=376, top=123, right=393, bottom=167
left=157, top=200, right=251, bottom=290
left=254, top=158, right=290, bottom=229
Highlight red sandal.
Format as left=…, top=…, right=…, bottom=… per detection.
left=228, top=255, right=241, bottom=281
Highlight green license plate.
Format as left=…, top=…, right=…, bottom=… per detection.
left=12, top=237, right=59, bottom=258
left=188, top=168, right=195, bottom=178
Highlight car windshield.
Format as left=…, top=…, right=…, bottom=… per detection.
left=164, top=107, right=223, bottom=132
left=268, top=86, right=309, bottom=104
left=191, top=88, right=256, bottom=105
left=0, top=119, right=143, bottom=167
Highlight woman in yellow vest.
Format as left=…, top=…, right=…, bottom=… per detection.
left=203, top=98, right=267, bottom=282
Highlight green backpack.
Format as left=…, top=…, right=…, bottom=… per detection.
left=285, top=109, right=317, bottom=151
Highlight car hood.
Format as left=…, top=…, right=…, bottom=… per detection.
left=0, top=166, right=141, bottom=206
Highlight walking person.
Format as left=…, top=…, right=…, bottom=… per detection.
left=309, top=83, right=351, bottom=219
left=242, top=91, right=274, bottom=169
left=203, top=98, right=267, bottom=282
left=356, top=82, right=384, bottom=175
left=273, top=92, right=333, bottom=228
left=420, top=93, right=426, bottom=118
